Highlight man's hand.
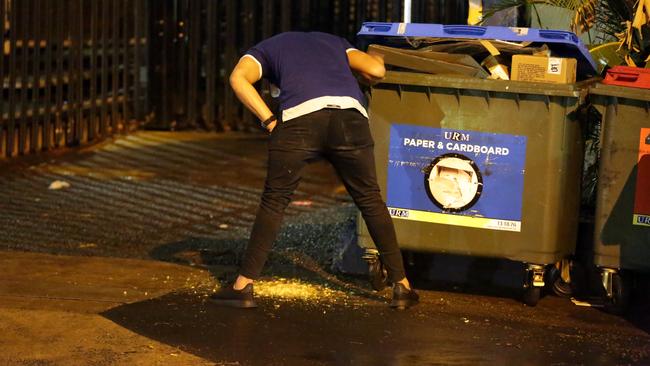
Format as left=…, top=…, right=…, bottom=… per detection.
left=347, top=49, right=386, bottom=84
left=266, top=120, right=277, bottom=133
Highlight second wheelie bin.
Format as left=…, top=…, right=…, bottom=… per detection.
left=588, top=77, right=650, bottom=312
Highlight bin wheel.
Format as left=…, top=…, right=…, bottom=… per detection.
left=546, top=266, right=573, bottom=298
left=604, top=272, right=631, bottom=315
left=523, top=287, right=541, bottom=307
left=368, top=259, right=388, bottom=292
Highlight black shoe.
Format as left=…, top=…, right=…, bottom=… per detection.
left=209, top=283, right=258, bottom=308
left=390, top=283, right=419, bottom=310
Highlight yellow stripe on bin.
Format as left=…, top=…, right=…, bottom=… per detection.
left=633, top=214, right=650, bottom=227
left=388, top=207, right=521, bottom=232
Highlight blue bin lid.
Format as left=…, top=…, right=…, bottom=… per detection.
left=357, top=22, right=598, bottom=78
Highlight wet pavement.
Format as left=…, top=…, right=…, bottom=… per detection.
left=1, top=131, right=649, bottom=365
left=0, top=132, right=353, bottom=268
left=104, top=289, right=648, bottom=366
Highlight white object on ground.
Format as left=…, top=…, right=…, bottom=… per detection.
left=571, top=298, right=604, bottom=308
left=291, top=200, right=313, bottom=207
left=48, top=180, right=71, bottom=190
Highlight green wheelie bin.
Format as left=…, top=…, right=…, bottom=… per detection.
left=355, top=22, right=597, bottom=306
left=588, top=81, right=650, bottom=312
left=357, top=70, right=589, bottom=306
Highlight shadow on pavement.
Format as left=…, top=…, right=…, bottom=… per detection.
left=410, top=252, right=650, bottom=336
left=149, top=237, right=245, bottom=274
left=625, top=275, right=650, bottom=335
left=626, top=302, right=650, bottom=336
left=102, top=292, right=470, bottom=366
left=405, top=252, right=529, bottom=303
left=101, top=289, right=644, bottom=366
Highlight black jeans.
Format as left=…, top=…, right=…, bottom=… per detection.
left=240, top=109, right=406, bottom=283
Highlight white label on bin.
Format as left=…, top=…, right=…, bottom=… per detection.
left=510, top=27, right=529, bottom=36
left=388, top=207, right=522, bottom=232
left=397, top=23, right=407, bottom=35
left=548, top=58, right=562, bottom=75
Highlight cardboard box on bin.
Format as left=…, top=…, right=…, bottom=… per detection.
left=511, top=54, right=577, bottom=84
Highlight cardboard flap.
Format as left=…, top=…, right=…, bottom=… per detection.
left=368, top=44, right=490, bottom=78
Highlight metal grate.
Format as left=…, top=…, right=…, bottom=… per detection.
left=0, top=0, right=469, bottom=157
left=0, top=0, right=148, bottom=158
left=147, top=0, right=468, bottom=132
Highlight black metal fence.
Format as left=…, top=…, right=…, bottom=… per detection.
left=148, top=0, right=468, bottom=131
left=0, top=0, right=148, bottom=158
left=1, top=0, right=468, bottom=158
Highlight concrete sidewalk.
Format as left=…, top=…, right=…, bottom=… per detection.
left=0, top=250, right=218, bottom=365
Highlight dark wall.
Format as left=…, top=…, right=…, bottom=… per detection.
left=0, top=0, right=470, bottom=159
left=147, top=0, right=469, bottom=131
left=0, top=0, right=147, bottom=158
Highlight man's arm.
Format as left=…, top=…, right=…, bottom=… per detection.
left=347, top=49, right=386, bottom=84
left=229, top=56, right=276, bottom=131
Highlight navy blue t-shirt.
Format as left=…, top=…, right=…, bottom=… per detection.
left=244, top=32, right=367, bottom=121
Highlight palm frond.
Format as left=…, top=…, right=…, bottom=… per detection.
left=572, top=0, right=598, bottom=34
left=480, top=0, right=528, bottom=22
left=481, top=0, right=592, bottom=28
left=481, top=0, right=650, bottom=66
left=618, top=0, right=650, bottom=66
left=594, top=0, right=635, bottom=42
left=549, top=0, right=590, bottom=11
